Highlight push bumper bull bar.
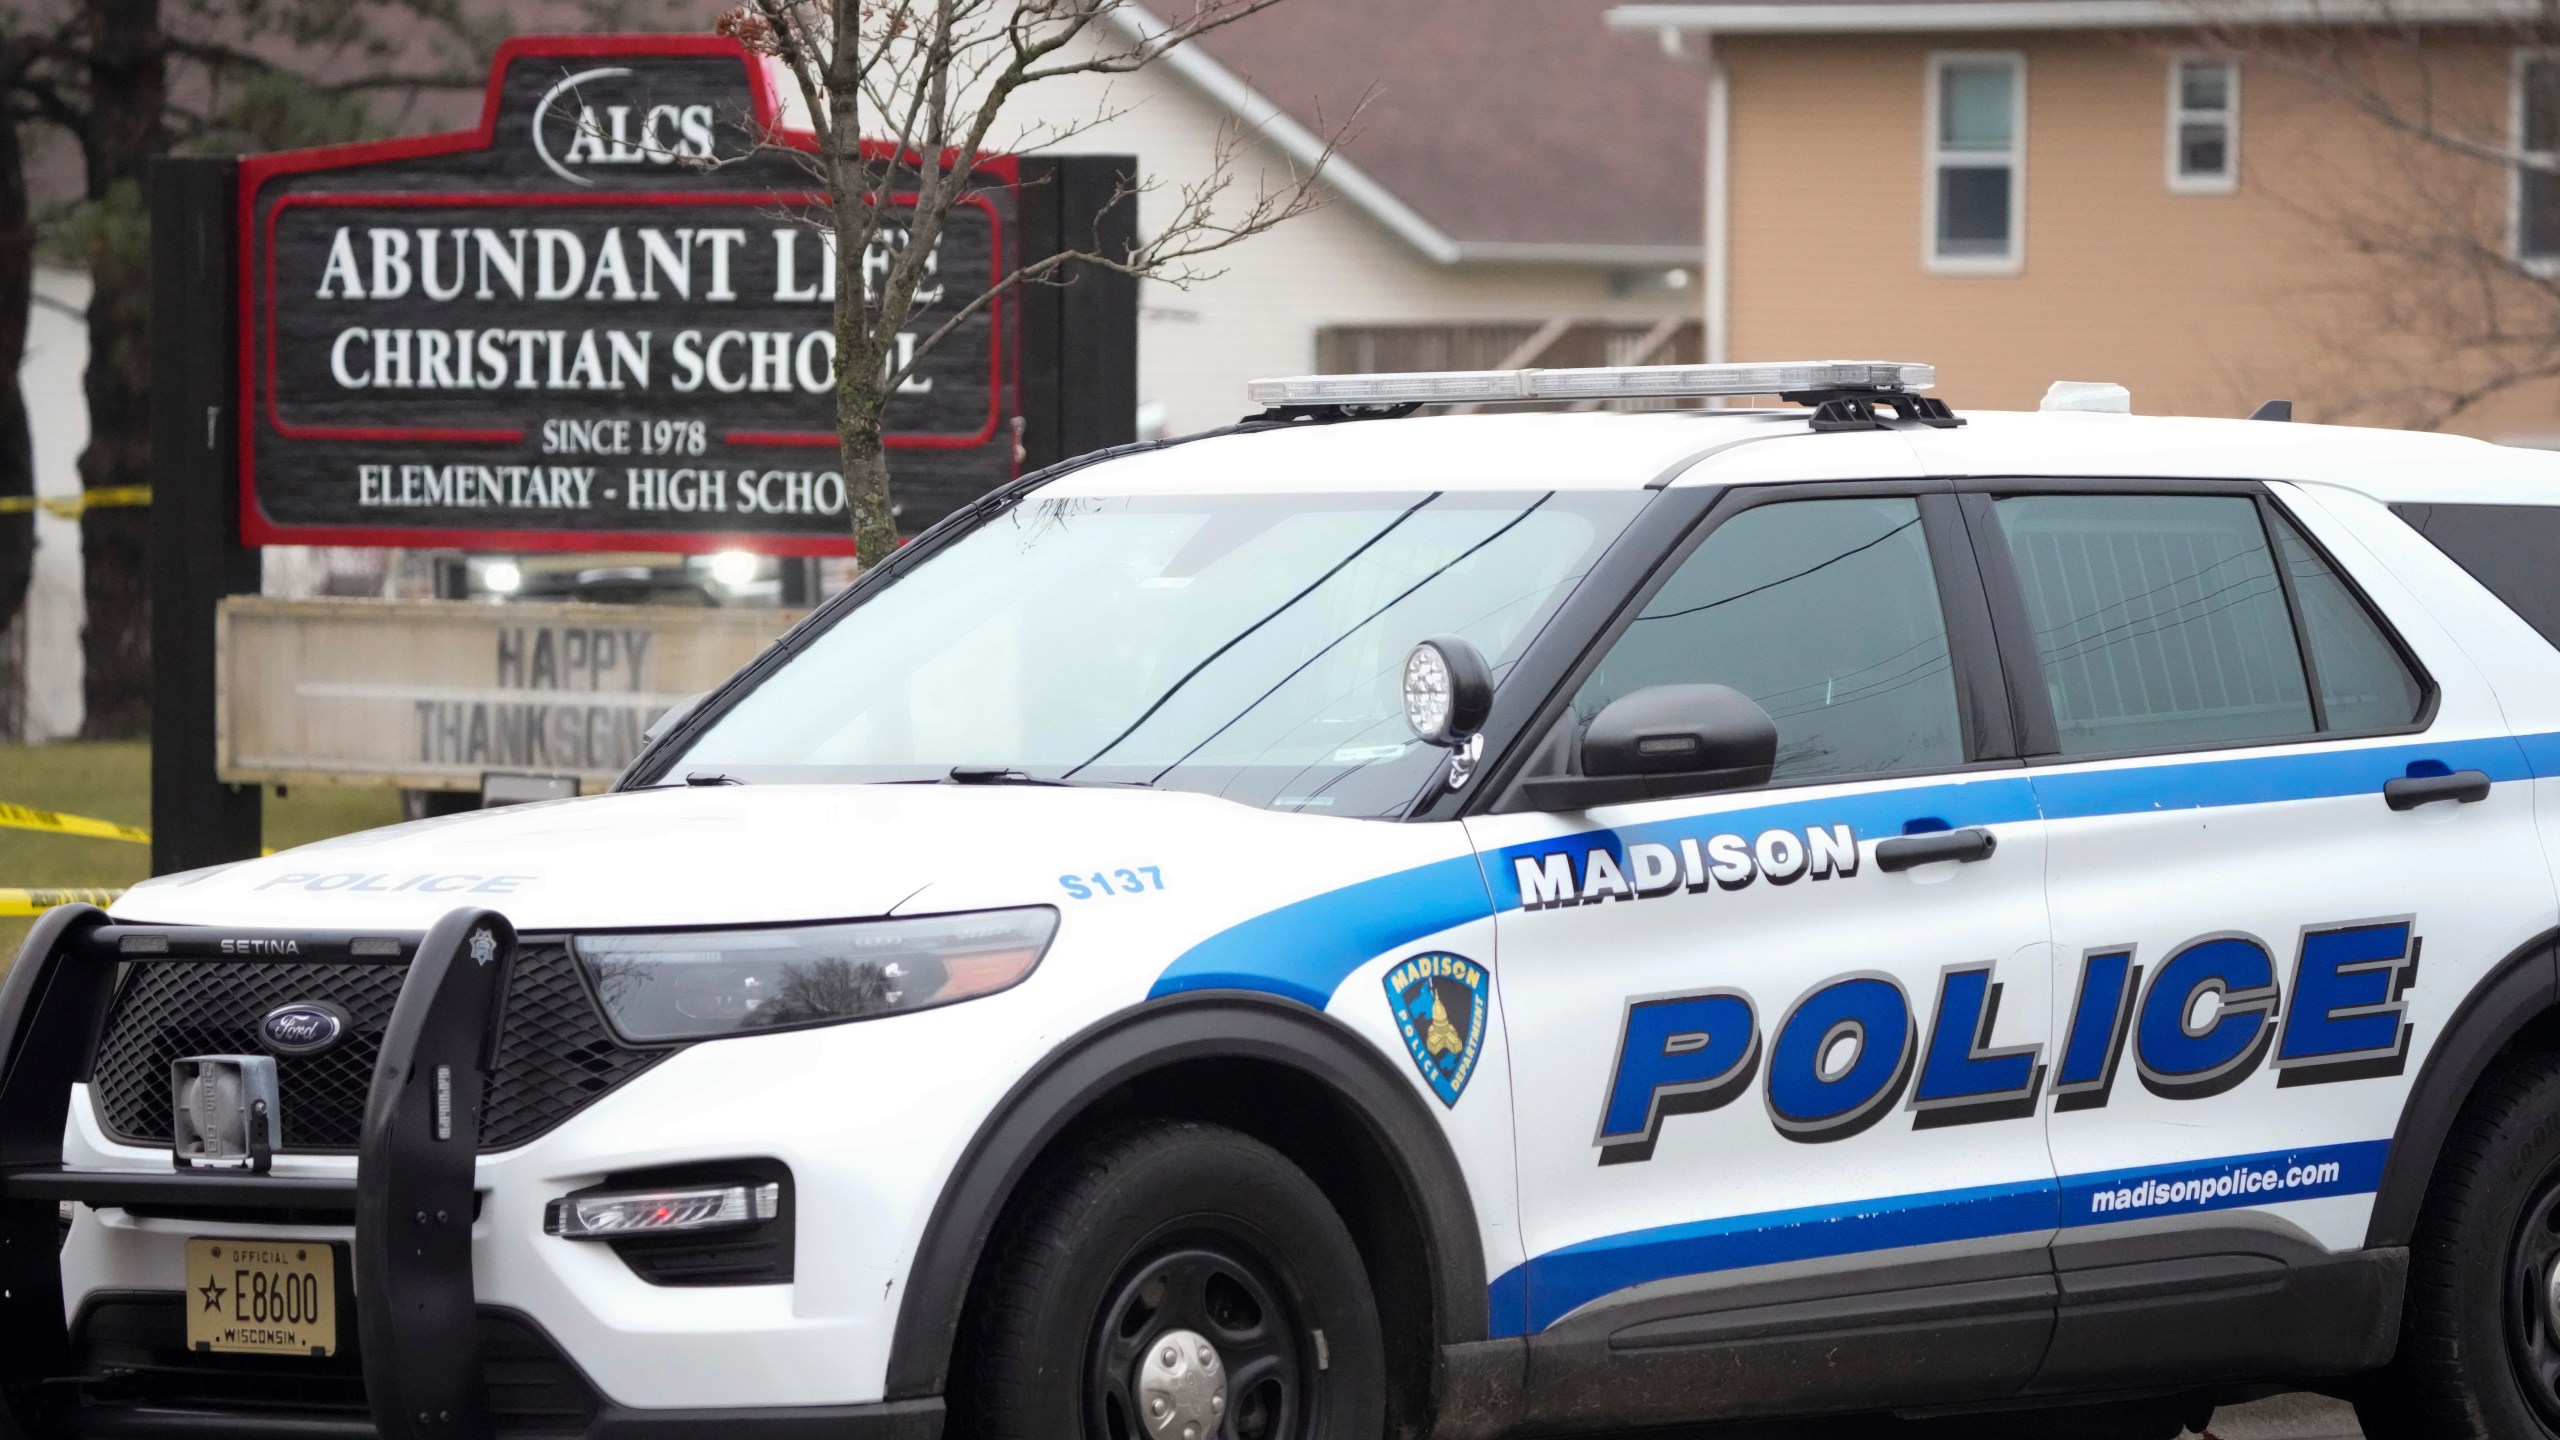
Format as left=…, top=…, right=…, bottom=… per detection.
left=0, top=904, right=513, bottom=1439
left=0, top=904, right=944, bottom=1440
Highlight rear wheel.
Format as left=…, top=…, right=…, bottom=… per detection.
left=2357, top=1053, right=2560, bottom=1440
left=959, top=1120, right=1385, bottom=1440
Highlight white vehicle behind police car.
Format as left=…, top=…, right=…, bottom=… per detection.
left=9, top=360, right=2560, bottom=1440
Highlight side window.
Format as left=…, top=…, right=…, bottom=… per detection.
left=1570, top=497, right=1964, bottom=784
left=2271, top=511, right=2426, bottom=732
left=1992, top=494, right=2312, bottom=755
left=1991, top=493, right=2425, bottom=757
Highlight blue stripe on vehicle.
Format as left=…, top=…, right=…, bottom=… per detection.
left=1485, top=1265, right=1529, bottom=1339
left=2031, top=735, right=2533, bottom=820
left=1147, top=855, right=1493, bottom=1009
left=1486, top=734, right=2537, bottom=910
left=1160, top=733, right=2550, bottom=1011
left=1486, top=1139, right=2391, bottom=1337
left=1504, top=1177, right=2058, bottom=1337
left=2513, top=729, right=2560, bottom=778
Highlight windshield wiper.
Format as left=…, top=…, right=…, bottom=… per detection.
left=943, top=765, right=1147, bottom=788
left=948, top=765, right=1055, bottom=785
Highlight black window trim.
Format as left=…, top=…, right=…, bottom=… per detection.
left=1467, top=477, right=2026, bottom=818
left=2255, top=489, right=2329, bottom=734
left=1954, top=474, right=2440, bottom=769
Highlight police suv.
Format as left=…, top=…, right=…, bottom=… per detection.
left=8, top=361, right=2560, bottom=1440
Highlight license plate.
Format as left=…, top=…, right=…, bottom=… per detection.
left=183, top=1237, right=337, bottom=1356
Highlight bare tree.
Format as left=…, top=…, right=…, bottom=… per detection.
left=2190, top=6, right=2560, bottom=427
left=1, top=0, right=503, bottom=738
left=2, top=0, right=688, bottom=737
left=718, top=0, right=1341, bottom=565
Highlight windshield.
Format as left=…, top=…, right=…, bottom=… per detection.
left=672, top=487, right=1645, bottom=816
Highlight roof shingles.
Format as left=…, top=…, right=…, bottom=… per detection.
left=1183, top=0, right=1707, bottom=254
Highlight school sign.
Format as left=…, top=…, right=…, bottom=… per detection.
left=239, top=35, right=1019, bottom=552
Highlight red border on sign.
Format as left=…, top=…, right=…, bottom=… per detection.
left=234, top=34, right=1022, bottom=555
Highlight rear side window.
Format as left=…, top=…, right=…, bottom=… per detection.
left=2393, top=502, right=2560, bottom=649
left=2272, top=513, right=2426, bottom=732
left=1991, top=493, right=2424, bottom=756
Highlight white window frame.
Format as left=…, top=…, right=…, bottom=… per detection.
left=1924, top=51, right=2027, bottom=275
left=2514, top=48, right=2560, bottom=272
left=2166, top=55, right=2239, bottom=194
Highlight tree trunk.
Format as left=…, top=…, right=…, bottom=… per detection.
left=839, top=377, right=895, bottom=567
left=818, top=20, right=899, bottom=571
left=75, top=0, right=166, bottom=739
left=831, top=209, right=897, bottom=565
left=831, top=246, right=899, bottom=562
left=0, top=106, right=40, bottom=654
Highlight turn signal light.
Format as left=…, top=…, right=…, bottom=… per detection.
left=545, top=1181, right=781, bottom=1240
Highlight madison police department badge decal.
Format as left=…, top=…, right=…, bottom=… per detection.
left=1385, top=952, right=1489, bottom=1108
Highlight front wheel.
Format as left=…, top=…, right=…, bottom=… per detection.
left=958, top=1120, right=1386, bottom=1440
left=2358, top=1052, right=2560, bottom=1440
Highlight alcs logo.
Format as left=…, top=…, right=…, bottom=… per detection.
left=532, top=67, right=718, bottom=186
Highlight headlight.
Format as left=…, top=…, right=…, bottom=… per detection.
left=546, top=1181, right=780, bottom=1239
left=573, top=907, right=1058, bottom=1043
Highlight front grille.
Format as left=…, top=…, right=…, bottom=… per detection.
left=88, top=942, right=666, bottom=1153
left=71, top=1295, right=599, bottom=1433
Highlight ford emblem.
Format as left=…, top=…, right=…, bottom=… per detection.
left=258, top=1001, right=350, bottom=1058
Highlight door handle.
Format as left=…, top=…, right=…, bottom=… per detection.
left=2383, top=769, right=2492, bottom=811
left=1875, top=827, right=1998, bottom=873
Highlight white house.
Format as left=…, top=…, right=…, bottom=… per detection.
left=986, top=0, right=1712, bottom=435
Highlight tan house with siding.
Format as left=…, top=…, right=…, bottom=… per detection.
left=1613, top=1, right=2560, bottom=441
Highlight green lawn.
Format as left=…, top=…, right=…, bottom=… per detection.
left=0, top=741, right=404, bottom=967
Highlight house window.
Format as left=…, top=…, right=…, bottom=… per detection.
left=1928, top=54, right=2024, bottom=270
left=2169, top=58, right=2237, bottom=192
left=2517, top=53, right=2560, bottom=262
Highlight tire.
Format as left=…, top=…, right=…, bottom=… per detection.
left=2358, top=1052, right=2560, bottom=1440
left=958, top=1120, right=1387, bottom=1440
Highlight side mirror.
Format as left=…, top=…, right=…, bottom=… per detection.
left=1519, top=684, right=1777, bottom=811
left=1402, top=635, right=1495, bottom=746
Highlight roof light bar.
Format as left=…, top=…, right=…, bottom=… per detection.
left=1247, top=360, right=1934, bottom=409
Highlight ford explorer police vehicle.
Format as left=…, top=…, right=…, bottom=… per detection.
left=10, top=360, right=2560, bottom=1440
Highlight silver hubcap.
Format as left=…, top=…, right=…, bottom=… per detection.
left=1136, top=1326, right=1227, bottom=1440
left=2546, top=1254, right=2560, bottom=1334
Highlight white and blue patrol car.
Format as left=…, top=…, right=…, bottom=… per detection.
left=8, top=360, right=2560, bottom=1440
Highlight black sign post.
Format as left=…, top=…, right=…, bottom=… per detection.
left=143, top=34, right=1136, bottom=874
left=1018, top=154, right=1140, bottom=470
left=150, top=157, right=264, bottom=876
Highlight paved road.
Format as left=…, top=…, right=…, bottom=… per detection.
left=2185, top=1394, right=2363, bottom=1440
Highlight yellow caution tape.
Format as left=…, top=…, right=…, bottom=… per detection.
left=0, top=802, right=149, bottom=844
left=0, top=486, right=152, bottom=520
left=0, top=887, right=124, bottom=915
